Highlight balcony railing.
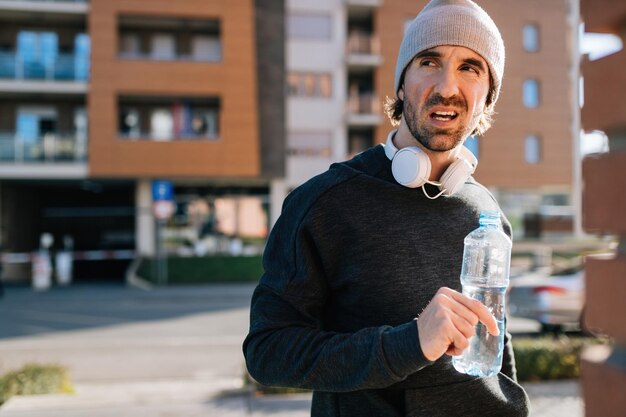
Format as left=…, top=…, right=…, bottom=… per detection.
left=346, top=31, right=380, bottom=55
left=119, top=51, right=222, bottom=63
left=0, top=52, right=89, bottom=81
left=0, top=132, right=87, bottom=162
left=347, top=91, right=379, bottom=115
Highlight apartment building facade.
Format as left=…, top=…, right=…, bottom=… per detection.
left=284, top=0, right=581, bottom=239
left=0, top=0, right=584, bottom=280
left=0, top=0, right=285, bottom=280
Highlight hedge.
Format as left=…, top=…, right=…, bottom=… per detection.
left=0, top=364, right=74, bottom=405
left=137, top=255, right=263, bottom=284
left=513, top=335, right=610, bottom=382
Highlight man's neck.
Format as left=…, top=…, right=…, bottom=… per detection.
left=394, top=124, right=464, bottom=182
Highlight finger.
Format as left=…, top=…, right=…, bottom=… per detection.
left=445, top=327, right=470, bottom=356
left=450, top=312, right=476, bottom=339
left=439, top=288, right=500, bottom=336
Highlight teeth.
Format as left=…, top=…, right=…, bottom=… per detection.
left=432, top=111, right=457, bottom=121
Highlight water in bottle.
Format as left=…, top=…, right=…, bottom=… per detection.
left=452, top=210, right=511, bottom=377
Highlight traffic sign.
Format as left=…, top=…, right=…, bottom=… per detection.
left=153, top=200, right=175, bottom=220
left=152, top=180, right=173, bottom=202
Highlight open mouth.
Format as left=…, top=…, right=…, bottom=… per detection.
left=430, top=111, right=458, bottom=121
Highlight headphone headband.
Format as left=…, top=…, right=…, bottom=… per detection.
left=384, top=129, right=477, bottom=196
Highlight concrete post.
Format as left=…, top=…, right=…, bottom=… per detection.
left=136, top=180, right=156, bottom=257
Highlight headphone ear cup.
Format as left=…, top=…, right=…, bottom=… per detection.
left=391, top=147, right=431, bottom=188
left=439, top=158, right=474, bottom=196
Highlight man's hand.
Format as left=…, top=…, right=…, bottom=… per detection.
left=416, top=287, right=499, bottom=362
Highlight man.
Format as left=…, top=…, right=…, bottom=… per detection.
left=243, top=0, right=530, bottom=415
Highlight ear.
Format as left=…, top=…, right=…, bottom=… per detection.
left=398, top=86, right=405, bottom=101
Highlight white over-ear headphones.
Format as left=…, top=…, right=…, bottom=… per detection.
left=384, top=130, right=478, bottom=198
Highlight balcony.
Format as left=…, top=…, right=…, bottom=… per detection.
left=346, top=90, right=382, bottom=126
left=346, top=31, right=383, bottom=68
left=119, top=15, right=221, bottom=63
left=0, top=131, right=87, bottom=163
left=0, top=52, right=89, bottom=82
left=119, top=96, right=220, bottom=141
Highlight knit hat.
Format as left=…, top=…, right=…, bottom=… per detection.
left=394, top=0, right=505, bottom=106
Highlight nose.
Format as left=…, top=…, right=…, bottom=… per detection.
left=434, top=68, right=460, bottom=98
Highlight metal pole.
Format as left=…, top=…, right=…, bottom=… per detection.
left=156, top=218, right=168, bottom=286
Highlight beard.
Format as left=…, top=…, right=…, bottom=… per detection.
left=403, top=93, right=479, bottom=152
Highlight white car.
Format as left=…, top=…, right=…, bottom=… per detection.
left=507, top=269, right=585, bottom=332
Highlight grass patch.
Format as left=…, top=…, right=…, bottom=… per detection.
left=513, top=335, right=610, bottom=382
left=138, top=255, right=263, bottom=284
left=0, top=364, right=74, bottom=405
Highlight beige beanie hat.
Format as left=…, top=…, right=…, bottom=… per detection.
left=394, top=0, right=505, bottom=106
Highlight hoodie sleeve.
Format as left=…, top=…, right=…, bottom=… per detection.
left=242, top=185, right=433, bottom=392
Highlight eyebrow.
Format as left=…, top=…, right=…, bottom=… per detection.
left=414, top=50, right=442, bottom=60
left=414, top=50, right=487, bottom=73
left=464, top=57, right=487, bottom=72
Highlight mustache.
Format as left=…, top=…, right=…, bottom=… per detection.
left=424, top=93, right=466, bottom=110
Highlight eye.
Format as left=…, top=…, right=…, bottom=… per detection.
left=460, top=65, right=480, bottom=75
left=419, top=58, right=437, bottom=67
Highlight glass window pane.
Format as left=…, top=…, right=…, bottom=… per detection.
left=523, top=79, right=540, bottom=108
left=151, top=34, right=176, bottom=60
left=525, top=135, right=541, bottom=164
left=119, top=108, right=140, bottom=138
left=464, top=136, right=480, bottom=159
left=120, top=33, right=141, bottom=57
left=523, top=24, right=539, bottom=52
left=288, top=14, right=332, bottom=39
left=287, top=73, right=332, bottom=97
left=191, top=35, right=221, bottom=61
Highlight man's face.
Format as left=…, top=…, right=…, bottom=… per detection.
left=399, top=45, right=490, bottom=152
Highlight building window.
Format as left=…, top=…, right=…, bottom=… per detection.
left=150, top=108, right=174, bottom=140
left=464, top=136, right=480, bottom=159
left=523, top=24, right=539, bottom=52
left=118, top=15, right=221, bottom=62
left=287, top=13, right=332, bottom=39
left=523, top=79, right=540, bottom=108
left=287, top=73, right=332, bottom=98
left=287, top=131, right=332, bottom=157
left=150, top=33, right=176, bottom=60
left=525, top=135, right=541, bottom=164
left=118, top=96, right=220, bottom=140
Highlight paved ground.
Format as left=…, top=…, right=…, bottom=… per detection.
left=0, top=283, right=583, bottom=416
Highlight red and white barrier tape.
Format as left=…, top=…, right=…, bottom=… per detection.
left=0, top=250, right=135, bottom=263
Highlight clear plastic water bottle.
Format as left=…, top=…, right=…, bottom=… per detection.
left=452, top=210, right=511, bottom=377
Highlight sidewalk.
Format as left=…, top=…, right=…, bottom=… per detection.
left=0, top=283, right=583, bottom=416
left=0, top=380, right=584, bottom=417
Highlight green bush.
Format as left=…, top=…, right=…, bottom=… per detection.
left=513, top=335, right=610, bottom=382
left=138, top=255, right=264, bottom=284
left=0, top=364, right=74, bottom=405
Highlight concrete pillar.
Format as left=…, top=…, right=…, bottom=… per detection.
left=269, top=179, right=288, bottom=231
left=136, top=179, right=156, bottom=257
left=581, top=152, right=626, bottom=417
